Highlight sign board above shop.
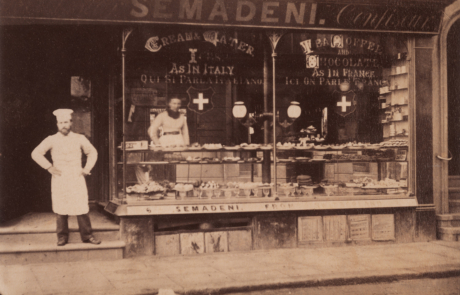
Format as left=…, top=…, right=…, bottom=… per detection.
left=0, top=0, right=447, bottom=34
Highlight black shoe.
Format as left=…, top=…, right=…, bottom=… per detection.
left=83, top=237, right=101, bottom=245
left=57, top=237, right=67, bottom=246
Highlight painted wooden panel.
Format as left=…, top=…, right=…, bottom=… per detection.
left=228, top=230, right=252, bottom=252
left=348, top=215, right=371, bottom=241
left=120, top=217, right=155, bottom=258
left=205, top=231, right=228, bottom=253
left=395, top=209, right=415, bottom=243
left=155, top=234, right=180, bottom=256
left=298, top=216, right=323, bottom=242
left=324, top=163, right=336, bottom=180
left=180, top=232, right=205, bottom=255
left=372, top=214, right=395, bottom=241
left=254, top=215, right=296, bottom=250
left=323, top=215, right=347, bottom=241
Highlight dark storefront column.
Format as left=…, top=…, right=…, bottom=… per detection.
left=414, top=36, right=437, bottom=241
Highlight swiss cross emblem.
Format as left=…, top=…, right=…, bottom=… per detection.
left=187, top=86, right=215, bottom=114
left=333, top=90, right=356, bottom=117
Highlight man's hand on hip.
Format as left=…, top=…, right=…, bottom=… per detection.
left=81, top=169, right=91, bottom=176
left=47, top=166, right=62, bottom=176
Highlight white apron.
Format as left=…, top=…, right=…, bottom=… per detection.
left=50, top=133, right=89, bottom=215
left=32, top=132, right=97, bottom=215
left=159, top=133, right=185, bottom=147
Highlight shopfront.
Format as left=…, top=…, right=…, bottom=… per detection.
left=1, top=0, right=457, bottom=256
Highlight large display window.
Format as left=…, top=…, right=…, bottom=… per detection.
left=109, top=26, right=413, bottom=211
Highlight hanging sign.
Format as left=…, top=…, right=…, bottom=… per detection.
left=0, top=0, right=443, bottom=34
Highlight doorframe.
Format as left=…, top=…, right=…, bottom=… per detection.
left=435, top=7, right=460, bottom=214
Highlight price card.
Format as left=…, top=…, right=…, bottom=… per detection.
left=124, top=141, right=149, bottom=150
left=395, top=149, right=407, bottom=161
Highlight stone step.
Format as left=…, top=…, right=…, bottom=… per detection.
left=449, top=200, right=460, bottom=213
left=436, top=213, right=460, bottom=227
left=449, top=187, right=460, bottom=199
left=0, top=240, right=125, bottom=265
left=0, top=229, right=120, bottom=244
left=437, top=226, right=460, bottom=242
left=0, top=210, right=123, bottom=265
left=449, top=176, right=460, bottom=188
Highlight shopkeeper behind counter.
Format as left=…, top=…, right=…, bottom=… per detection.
left=148, top=97, right=190, bottom=147
left=134, top=97, right=190, bottom=184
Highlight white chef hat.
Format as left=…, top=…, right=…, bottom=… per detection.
left=53, top=109, right=73, bottom=121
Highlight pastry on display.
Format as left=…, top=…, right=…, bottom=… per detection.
left=126, top=181, right=164, bottom=194
left=203, top=143, right=223, bottom=149
left=380, top=139, right=408, bottom=147
left=246, top=157, right=262, bottom=163
left=200, top=181, right=220, bottom=189
left=224, top=145, right=241, bottom=150
left=243, top=143, right=260, bottom=150
left=348, top=142, right=365, bottom=149
left=362, top=178, right=406, bottom=189
left=186, top=156, right=201, bottom=162
left=277, top=142, right=296, bottom=149
left=297, top=175, right=313, bottom=186
left=278, top=182, right=298, bottom=196
left=222, top=156, right=240, bottom=162
left=260, top=144, right=273, bottom=150
left=188, top=142, right=202, bottom=150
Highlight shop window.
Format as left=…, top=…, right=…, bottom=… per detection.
left=111, top=27, right=411, bottom=206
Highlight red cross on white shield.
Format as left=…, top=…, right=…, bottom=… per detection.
left=186, top=86, right=215, bottom=114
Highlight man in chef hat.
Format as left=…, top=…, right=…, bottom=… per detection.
left=31, top=109, right=100, bottom=246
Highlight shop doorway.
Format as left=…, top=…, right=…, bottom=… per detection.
left=447, top=19, right=460, bottom=177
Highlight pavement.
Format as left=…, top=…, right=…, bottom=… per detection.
left=1, top=240, right=460, bottom=295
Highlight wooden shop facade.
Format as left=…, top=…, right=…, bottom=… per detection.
left=1, top=0, right=459, bottom=257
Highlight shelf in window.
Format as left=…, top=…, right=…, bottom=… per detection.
left=118, top=161, right=169, bottom=165
left=389, top=87, right=408, bottom=91
left=381, top=119, right=408, bottom=124
left=380, top=105, right=408, bottom=111
left=383, top=135, right=409, bottom=139
left=389, top=72, right=408, bottom=76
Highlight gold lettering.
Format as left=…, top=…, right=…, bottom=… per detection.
left=236, top=0, right=256, bottom=22
left=208, top=0, right=228, bottom=21
left=153, top=0, right=172, bottom=19
left=131, top=0, right=148, bottom=18
left=178, top=0, right=202, bottom=20
left=285, top=3, right=305, bottom=24
left=261, top=2, right=279, bottom=23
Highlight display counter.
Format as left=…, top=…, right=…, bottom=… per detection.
left=112, top=143, right=410, bottom=208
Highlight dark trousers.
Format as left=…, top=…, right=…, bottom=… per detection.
left=56, top=214, right=93, bottom=241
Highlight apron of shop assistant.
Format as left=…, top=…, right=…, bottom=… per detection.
left=159, top=131, right=185, bottom=147
left=50, top=133, right=90, bottom=215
